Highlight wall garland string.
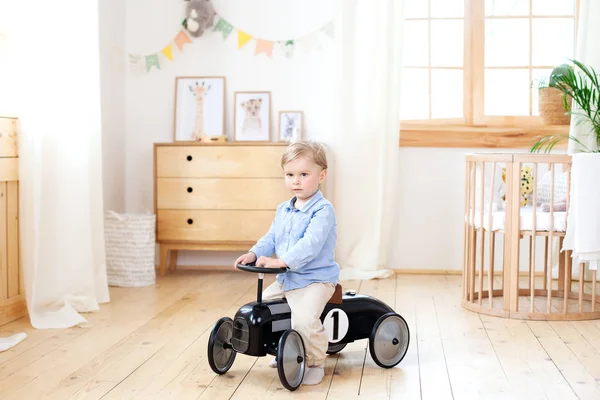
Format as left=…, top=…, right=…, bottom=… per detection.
left=128, top=14, right=335, bottom=73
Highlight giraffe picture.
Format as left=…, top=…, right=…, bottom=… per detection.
left=174, top=76, right=225, bottom=141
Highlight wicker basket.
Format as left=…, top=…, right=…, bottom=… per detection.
left=539, top=87, right=572, bottom=125
left=104, top=211, right=156, bottom=287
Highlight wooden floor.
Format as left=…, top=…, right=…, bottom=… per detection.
left=1, top=271, right=600, bottom=399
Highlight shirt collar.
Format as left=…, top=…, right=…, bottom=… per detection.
left=286, top=190, right=324, bottom=212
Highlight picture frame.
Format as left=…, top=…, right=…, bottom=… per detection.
left=173, top=76, right=226, bottom=142
left=234, top=91, right=271, bottom=142
left=278, top=110, right=304, bottom=143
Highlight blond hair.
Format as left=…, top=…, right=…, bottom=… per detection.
left=281, top=141, right=328, bottom=170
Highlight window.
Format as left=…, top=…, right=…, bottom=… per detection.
left=399, top=0, right=579, bottom=148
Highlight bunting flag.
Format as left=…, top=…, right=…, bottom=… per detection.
left=237, top=30, right=252, bottom=49
left=145, top=54, right=160, bottom=71
left=174, top=30, right=192, bottom=51
left=161, top=44, right=173, bottom=61
left=213, top=18, right=233, bottom=39
left=127, top=13, right=334, bottom=73
left=255, top=39, right=273, bottom=57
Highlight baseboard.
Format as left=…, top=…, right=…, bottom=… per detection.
left=392, top=269, right=548, bottom=277
left=392, top=269, right=462, bottom=275
left=157, top=265, right=553, bottom=278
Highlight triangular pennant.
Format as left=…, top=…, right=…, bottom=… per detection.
left=161, top=44, right=173, bottom=61
left=128, top=54, right=145, bottom=72
left=145, top=54, right=160, bottom=71
left=174, top=30, right=192, bottom=51
left=321, top=21, right=335, bottom=38
left=212, top=18, right=233, bottom=40
left=237, top=30, right=252, bottom=49
left=255, top=39, right=273, bottom=57
left=278, top=40, right=295, bottom=59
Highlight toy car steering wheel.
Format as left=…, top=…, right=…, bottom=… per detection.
left=237, top=263, right=287, bottom=274
left=237, top=263, right=287, bottom=303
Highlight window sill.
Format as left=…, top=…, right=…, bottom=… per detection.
left=398, top=124, right=570, bottom=149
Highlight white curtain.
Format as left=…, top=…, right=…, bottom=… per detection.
left=329, top=0, right=404, bottom=280
left=6, top=0, right=110, bottom=330
left=568, top=0, right=600, bottom=153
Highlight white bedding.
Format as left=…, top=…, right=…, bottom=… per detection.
left=470, top=206, right=567, bottom=232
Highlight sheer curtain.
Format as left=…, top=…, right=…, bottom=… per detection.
left=329, top=0, right=404, bottom=280
left=7, top=0, right=110, bottom=329
left=568, top=0, right=600, bottom=153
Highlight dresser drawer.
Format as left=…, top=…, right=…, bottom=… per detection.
left=157, top=210, right=275, bottom=242
left=156, top=178, right=289, bottom=210
left=0, top=118, right=17, bottom=157
left=0, top=158, right=18, bottom=181
left=156, top=145, right=285, bottom=178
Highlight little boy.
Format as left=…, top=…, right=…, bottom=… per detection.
left=234, top=141, right=340, bottom=386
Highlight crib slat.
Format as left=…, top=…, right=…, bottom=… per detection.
left=547, top=164, right=555, bottom=313
left=509, top=161, right=520, bottom=312
left=478, top=162, right=485, bottom=305
left=543, top=237, right=548, bottom=290
left=579, top=263, right=584, bottom=312
left=469, top=162, right=477, bottom=303
left=564, top=249, right=569, bottom=314
left=593, top=269, right=597, bottom=312
left=463, top=161, right=470, bottom=301
left=488, top=162, right=496, bottom=308
left=530, top=163, right=537, bottom=312
left=564, top=161, right=572, bottom=313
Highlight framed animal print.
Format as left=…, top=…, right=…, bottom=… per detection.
left=278, top=111, right=303, bottom=143
left=234, top=91, right=271, bottom=142
left=174, top=76, right=226, bottom=142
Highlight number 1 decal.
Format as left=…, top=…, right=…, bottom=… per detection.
left=324, top=308, right=349, bottom=343
left=332, top=310, right=339, bottom=340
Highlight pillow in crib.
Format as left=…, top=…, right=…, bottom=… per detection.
left=536, top=171, right=568, bottom=205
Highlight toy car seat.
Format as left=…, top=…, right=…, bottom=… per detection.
left=328, top=284, right=343, bottom=304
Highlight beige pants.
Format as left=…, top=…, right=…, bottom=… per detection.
left=263, top=281, right=335, bottom=367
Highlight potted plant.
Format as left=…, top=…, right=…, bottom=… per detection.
left=530, top=60, right=600, bottom=153
left=535, top=71, right=572, bottom=126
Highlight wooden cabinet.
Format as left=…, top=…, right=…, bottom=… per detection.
left=153, top=143, right=290, bottom=275
left=0, top=116, right=26, bottom=326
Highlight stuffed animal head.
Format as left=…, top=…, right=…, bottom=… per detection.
left=501, top=166, right=535, bottom=206
left=184, top=0, right=216, bottom=38
left=241, top=99, right=262, bottom=117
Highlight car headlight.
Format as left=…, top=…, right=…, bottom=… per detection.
left=232, top=317, right=249, bottom=353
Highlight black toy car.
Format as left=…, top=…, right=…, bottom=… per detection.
left=207, top=264, right=410, bottom=391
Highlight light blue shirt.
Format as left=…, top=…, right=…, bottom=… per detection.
left=249, top=190, right=340, bottom=291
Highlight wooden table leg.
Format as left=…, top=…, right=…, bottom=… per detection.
left=159, top=245, right=169, bottom=276
left=169, top=250, right=178, bottom=272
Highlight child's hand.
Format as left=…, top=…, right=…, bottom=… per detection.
left=256, top=256, right=287, bottom=269
left=234, top=252, right=257, bottom=269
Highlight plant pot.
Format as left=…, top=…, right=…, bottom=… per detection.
left=539, top=87, right=572, bottom=125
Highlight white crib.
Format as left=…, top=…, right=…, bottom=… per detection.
left=463, top=153, right=599, bottom=320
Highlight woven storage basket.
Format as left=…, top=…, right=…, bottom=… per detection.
left=539, top=87, right=572, bottom=125
left=104, top=211, right=156, bottom=287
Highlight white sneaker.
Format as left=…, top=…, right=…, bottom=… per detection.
left=268, top=357, right=277, bottom=368
left=303, top=366, right=324, bottom=385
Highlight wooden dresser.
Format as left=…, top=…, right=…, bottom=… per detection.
left=0, top=116, right=26, bottom=326
left=153, top=143, right=290, bottom=275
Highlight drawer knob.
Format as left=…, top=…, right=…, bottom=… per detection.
left=187, top=218, right=193, bottom=225
left=186, top=155, right=193, bottom=161
left=187, top=187, right=193, bottom=193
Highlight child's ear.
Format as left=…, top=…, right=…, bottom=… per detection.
left=320, top=168, right=327, bottom=182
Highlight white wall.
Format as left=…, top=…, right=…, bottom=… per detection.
left=124, top=0, right=336, bottom=267
left=100, top=0, right=126, bottom=213
left=119, top=0, right=544, bottom=272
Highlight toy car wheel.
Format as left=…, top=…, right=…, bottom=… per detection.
left=277, top=329, right=306, bottom=391
left=326, top=342, right=347, bottom=355
left=208, top=317, right=236, bottom=374
left=369, top=312, right=410, bottom=369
